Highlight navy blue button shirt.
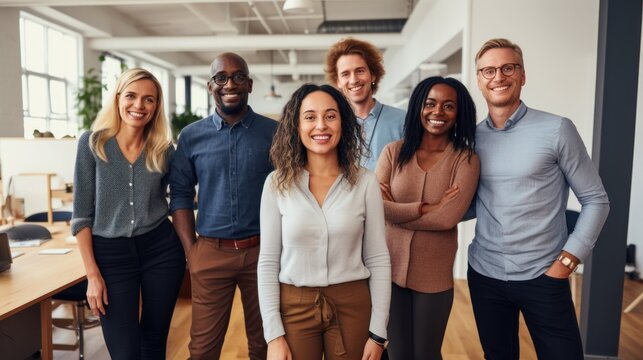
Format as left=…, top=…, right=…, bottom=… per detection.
left=169, top=107, right=277, bottom=239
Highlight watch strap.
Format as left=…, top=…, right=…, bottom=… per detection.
left=557, top=254, right=577, bottom=270
left=368, top=331, right=388, bottom=349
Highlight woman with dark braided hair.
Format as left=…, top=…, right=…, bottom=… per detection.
left=258, top=84, right=391, bottom=360
left=375, top=76, right=479, bottom=360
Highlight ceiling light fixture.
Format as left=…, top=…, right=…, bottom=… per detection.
left=265, top=51, right=282, bottom=100
left=283, top=0, right=315, bottom=14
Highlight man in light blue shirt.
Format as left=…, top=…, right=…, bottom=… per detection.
left=468, top=38, right=609, bottom=359
left=325, top=38, right=405, bottom=171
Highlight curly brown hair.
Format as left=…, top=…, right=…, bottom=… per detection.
left=324, top=38, right=385, bottom=94
left=270, top=84, right=367, bottom=193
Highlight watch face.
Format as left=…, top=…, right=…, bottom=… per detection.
left=562, top=257, right=571, bottom=266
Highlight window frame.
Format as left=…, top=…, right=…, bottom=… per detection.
left=20, top=12, right=82, bottom=138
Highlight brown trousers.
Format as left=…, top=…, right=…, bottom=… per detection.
left=187, top=237, right=267, bottom=360
left=280, top=279, right=371, bottom=360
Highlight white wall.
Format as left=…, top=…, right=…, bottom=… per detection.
left=0, top=138, right=78, bottom=216
left=0, top=9, right=25, bottom=137
left=248, top=80, right=302, bottom=119
left=379, top=0, right=468, bottom=104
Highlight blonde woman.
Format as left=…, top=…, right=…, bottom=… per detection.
left=258, top=84, right=391, bottom=360
left=72, top=68, right=185, bottom=359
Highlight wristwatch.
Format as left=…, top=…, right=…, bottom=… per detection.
left=368, top=331, right=389, bottom=349
left=557, top=254, right=577, bottom=271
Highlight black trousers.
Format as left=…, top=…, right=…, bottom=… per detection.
left=93, top=220, right=186, bottom=360
left=467, top=265, right=583, bottom=360
left=387, top=283, right=453, bottom=360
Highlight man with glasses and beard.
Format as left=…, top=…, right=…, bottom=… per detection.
left=170, top=52, right=276, bottom=360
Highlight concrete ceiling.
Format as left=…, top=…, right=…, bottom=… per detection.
left=1, top=0, right=417, bottom=81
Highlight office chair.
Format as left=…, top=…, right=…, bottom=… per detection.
left=24, top=210, right=72, bottom=224
left=51, top=281, right=100, bottom=359
left=8, top=222, right=97, bottom=359
left=5, top=223, right=52, bottom=241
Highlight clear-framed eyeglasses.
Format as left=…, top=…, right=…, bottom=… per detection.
left=477, top=63, right=522, bottom=80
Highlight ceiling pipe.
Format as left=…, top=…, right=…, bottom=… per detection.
left=271, top=0, right=291, bottom=33
left=233, top=14, right=323, bottom=21
left=175, top=63, right=326, bottom=77
left=248, top=1, right=289, bottom=63
left=317, top=18, right=407, bottom=34
left=89, top=33, right=404, bottom=51
left=183, top=3, right=234, bottom=34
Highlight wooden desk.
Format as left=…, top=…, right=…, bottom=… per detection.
left=0, top=223, right=85, bottom=359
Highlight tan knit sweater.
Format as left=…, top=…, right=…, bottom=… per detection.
left=375, top=140, right=480, bottom=293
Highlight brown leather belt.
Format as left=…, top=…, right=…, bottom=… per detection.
left=200, top=235, right=260, bottom=249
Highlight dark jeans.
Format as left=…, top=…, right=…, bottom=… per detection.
left=467, top=265, right=583, bottom=360
left=387, top=283, right=453, bottom=360
left=93, top=220, right=186, bottom=360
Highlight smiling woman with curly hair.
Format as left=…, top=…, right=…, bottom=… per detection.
left=268, top=84, right=367, bottom=192
left=258, top=83, right=391, bottom=360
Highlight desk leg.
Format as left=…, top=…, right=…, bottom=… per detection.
left=40, top=299, right=53, bottom=360
left=46, top=174, right=53, bottom=224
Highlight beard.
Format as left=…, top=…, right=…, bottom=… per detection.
left=219, top=102, right=245, bottom=115
left=215, top=93, right=247, bottom=115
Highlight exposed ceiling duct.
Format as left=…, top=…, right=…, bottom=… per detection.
left=317, top=18, right=406, bottom=34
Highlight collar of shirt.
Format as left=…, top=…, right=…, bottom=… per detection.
left=484, top=101, right=528, bottom=131
left=211, top=106, right=256, bottom=130
left=357, top=98, right=383, bottom=122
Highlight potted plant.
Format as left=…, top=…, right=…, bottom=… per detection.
left=170, top=110, right=201, bottom=141
left=75, top=67, right=106, bottom=130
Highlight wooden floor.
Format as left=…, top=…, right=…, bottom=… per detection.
left=53, top=277, right=643, bottom=360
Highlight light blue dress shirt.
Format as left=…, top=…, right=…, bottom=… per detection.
left=358, top=100, right=405, bottom=171
left=469, top=102, right=609, bottom=281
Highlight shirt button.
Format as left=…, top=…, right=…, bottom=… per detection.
left=129, top=165, right=132, bottom=168
left=130, top=220, right=134, bottom=224
left=129, top=183, right=132, bottom=186
left=130, top=202, right=134, bottom=205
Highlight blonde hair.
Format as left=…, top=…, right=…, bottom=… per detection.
left=89, top=68, right=172, bottom=173
left=475, top=38, right=524, bottom=67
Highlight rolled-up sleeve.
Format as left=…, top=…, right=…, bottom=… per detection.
left=71, top=132, right=96, bottom=236
left=169, top=132, right=197, bottom=213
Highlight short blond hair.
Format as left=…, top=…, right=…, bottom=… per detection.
left=475, top=38, right=524, bottom=67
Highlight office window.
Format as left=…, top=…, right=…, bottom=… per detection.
left=20, top=13, right=81, bottom=138
left=175, top=77, right=186, bottom=115
left=101, top=53, right=125, bottom=106
left=191, top=81, right=209, bottom=117
left=139, top=62, right=170, bottom=116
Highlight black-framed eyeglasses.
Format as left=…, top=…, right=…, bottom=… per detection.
left=211, top=72, right=249, bottom=86
left=477, top=63, right=521, bottom=80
